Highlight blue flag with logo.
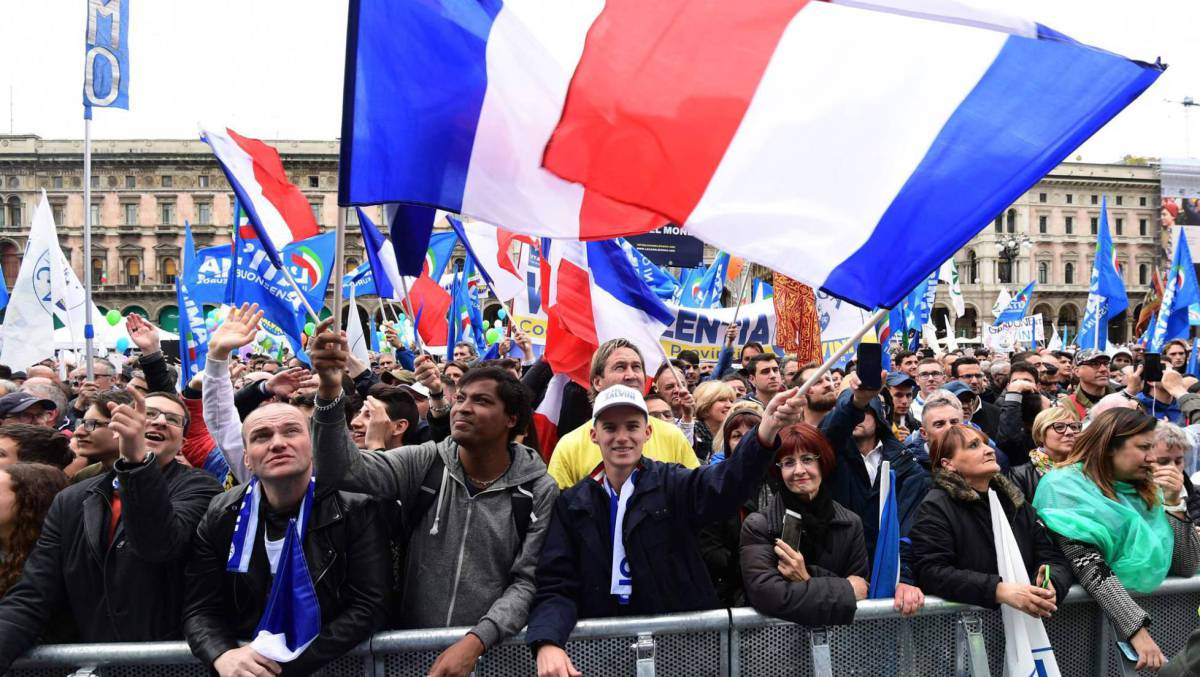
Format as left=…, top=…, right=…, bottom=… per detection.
left=177, top=222, right=209, bottom=379
left=901, top=270, right=939, bottom=350
left=675, top=267, right=707, bottom=307
left=694, top=252, right=731, bottom=309
left=1076, top=197, right=1128, bottom=350
left=994, top=280, right=1037, bottom=325
left=1150, top=235, right=1200, bottom=352
left=341, top=260, right=377, bottom=300
left=228, top=231, right=336, bottom=365
left=617, top=238, right=679, bottom=301
left=190, top=244, right=233, bottom=307
left=83, top=0, right=130, bottom=115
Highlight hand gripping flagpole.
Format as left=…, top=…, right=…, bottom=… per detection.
left=82, top=116, right=95, bottom=378
left=332, top=207, right=346, bottom=333
left=795, top=308, right=889, bottom=399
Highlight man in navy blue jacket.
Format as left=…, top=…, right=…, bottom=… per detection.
left=527, top=384, right=807, bottom=676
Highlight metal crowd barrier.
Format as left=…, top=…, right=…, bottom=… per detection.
left=10, top=576, right=1200, bottom=676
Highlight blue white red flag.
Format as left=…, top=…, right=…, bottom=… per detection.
left=617, top=239, right=680, bottom=301
left=994, top=281, right=1036, bottom=325
left=359, top=208, right=452, bottom=346
left=448, top=217, right=534, bottom=303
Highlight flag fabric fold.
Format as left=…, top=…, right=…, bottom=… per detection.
left=1149, top=235, right=1200, bottom=352
left=939, top=258, right=965, bottom=318
left=360, top=208, right=452, bottom=346
left=994, top=281, right=1036, bottom=325
left=178, top=222, right=210, bottom=380
left=346, top=284, right=371, bottom=366
left=869, top=464, right=899, bottom=599
left=1, top=193, right=63, bottom=370
left=1076, top=197, right=1128, bottom=350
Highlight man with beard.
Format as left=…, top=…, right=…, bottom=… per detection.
left=744, top=354, right=783, bottom=407
left=0, top=387, right=221, bottom=671
left=796, top=362, right=837, bottom=427
left=1062, top=350, right=1116, bottom=419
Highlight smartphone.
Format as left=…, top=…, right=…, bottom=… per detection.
left=856, top=343, right=883, bottom=390
left=1116, top=640, right=1138, bottom=663
left=781, top=509, right=803, bottom=551
left=1143, top=353, right=1163, bottom=383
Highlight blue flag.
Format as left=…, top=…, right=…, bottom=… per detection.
left=191, top=244, right=233, bottom=306
left=994, top=280, right=1037, bottom=325
left=869, top=468, right=900, bottom=599
left=694, top=252, right=731, bottom=309
left=1076, top=196, right=1128, bottom=350
left=1150, top=235, right=1200, bottom=352
left=229, top=232, right=337, bottom=365
left=445, top=216, right=496, bottom=289
left=617, top=238, right=680, bottom=301
left=83, top=0, right=130, bottom=115
left=368, top=315, right=380, bottom=353
left=752, top=278, right=773, bottom=302
left=341, top=260, right=378, bottom=300
left=901, top=270, right=939, bottom=350
left=0, top=275, right=9, bottom=312
left=675, top=267, right=708, bottom=307
left=177, top=222, right=209, bottom=379
left=1187, top=340, right=1200, bottom=378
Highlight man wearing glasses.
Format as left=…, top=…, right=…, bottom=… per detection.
left=66, top=359, right=117, bottom=428
left=0, top=385, right=221, bottom=673
left=910, top=358, right=946, bottom=420
left=0, top=392, right=57, bottom=428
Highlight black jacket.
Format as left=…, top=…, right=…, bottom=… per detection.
left=1005, top=460, right=1043, bottom=503
left=184, top=482, right=389, bottom=676
left=0, top=460, right=221, bottom=671
left=994, top=392, right=1040, bottom=468
left=740, top=493, right=867, bottom=626
left=525, top=426, right=780, bottom=650
left=910, top=471, right=1072, bottom=609
left=971, top=400, right=1001, bottom=440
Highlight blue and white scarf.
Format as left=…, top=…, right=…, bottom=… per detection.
left=226, top=477, right=321, bottom=662
left=602, top=470, right=637, bottom=605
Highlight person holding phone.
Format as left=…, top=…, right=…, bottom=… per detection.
left=739, top=424, right=869, bottom=626
left=1034, top=409, right=1200, bottom=673
left=910, top=425, right=1071, bottom=618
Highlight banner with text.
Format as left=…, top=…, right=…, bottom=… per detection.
left=983, top=314, right=1046, bottom=352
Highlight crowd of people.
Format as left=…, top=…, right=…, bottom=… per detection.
left=0, top=305, right=1198, bottom=674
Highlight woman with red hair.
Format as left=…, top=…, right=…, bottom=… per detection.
left=739, top=423, right=869, bottom=626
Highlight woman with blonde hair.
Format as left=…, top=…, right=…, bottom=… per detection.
left=1034, top=408, right=1200, bottom=672
left=692, top=380, right=736, bottom=463
left=1007, top=407, right=1080, bottom=500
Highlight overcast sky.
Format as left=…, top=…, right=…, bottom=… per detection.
left=1, top=1, right=1197, bottom=162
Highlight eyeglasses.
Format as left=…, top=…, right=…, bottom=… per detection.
left=77, top=418, right=110, bottom=432
left=1049, top=422, right=1083, bottom=435
left=917, top=371, right=944, bottom=380
left=776, top=455, right=821, bottom=471
left=145, top=408, right=185, bottom=427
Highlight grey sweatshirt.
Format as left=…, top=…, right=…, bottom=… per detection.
left=310, top=396, right=558, bottom=648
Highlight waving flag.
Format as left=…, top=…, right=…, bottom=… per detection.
left=1135, top=268, right=1165, bottom=338
left=201, top=128, right=320, bottom=269
left=994, top=281, right=1036, bottom=325
left=617, top=238, right=680, bottom=301
left=341, top=260, right=377, bottom=300
left=447, top=260, right=486, bottom=359
left=694, top=252, right=732, bottom=309
left=939, top=258, right=965, bottom=318
left=1, top=194, right=65, bottom=369
left=869, top=464, right=899, bottom=599
left=1149, top=235, right=1200, bottom=352
left=83, top=0, right=130, bottom=113
left=177, top=222, right=210, bottom=379
left=1076, top=197, right=1127, bottom=350
left=446, top=215, right=533, bottom=302
left=359, top=208, right=452, bottom=346
left=540, top=1, right=1161, bottom=309
left=541, top=238, right=675, bottom=386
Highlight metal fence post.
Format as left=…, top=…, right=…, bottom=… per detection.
left=632, top=632, right=656, bottom=677
left=954, top=613, right=990, bottom=677
left=809, top=627, right=834, bottom=677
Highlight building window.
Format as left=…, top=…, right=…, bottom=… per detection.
left=1139, top=218, right=1148, bottom=236
left=90, top=203, right=100, bottom=225
left=52, top=176, right=63, bottom=189
left=52, top=204, right=65, bottom=225
left=1139, top=264, right=1148, bottom=285
left=1006, top=209, right=1016, bottom=233
left=160, top=203, right=175, bottom=224
left=161, top=175, right=173, bottom=188
left=161, top=257, right=178, bottom=285
left=1066, top=194, right=1073, bottom=204
left=998, top=258, right=1013, bottom=284
left=1038, top=261, right=1049, bottom=284
left=92, top=257, right=106, bottom=285
left=308, top=175, right=319, bottom=188
left=993, top=215, right=1002, bottom=233
left=0, top=206, right=5, bottom=228
left=1140, top=196, right=1147, bottom=206
left=347, top=209, right=360, bottom=226
left=124, top=257, right=141, bottom=286
left=91, top=175, right=100, bottom=189
left=1064, top=216, right=1073, bottom=234
left=310, top=201, right=323, bottom=225
left=1038, top=192, right=1047, bottom=203
left=966, top=250, right=978, bottom=284
left=1064, top=262, right=1075, bottom=285
left=198, top=175, right=210, bottom=188
left=1115, top=218, right=1123, bottom=235
left=1038, top=215, right=1047, bottom=233
left=0, top=242, right=19, bottom=286
left=1116, top=196, right=1123, bottom=206
left=1091, top=195, right=1098, bottom=205
left=1090, top=216, right=1098, bottom=234
left=6, top=198, right=20, bottom=228
left=123, top=203, right=138, bottom=225
left=125, top=175, right=136, bottom=189
left=196, top=202, right=212, bottom=224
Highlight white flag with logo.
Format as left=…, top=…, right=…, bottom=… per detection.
left=939, top=258, right=965, bottom=318
left=992, top=287, right=1012, bottom=318
left=988, top=490, right=1060, bottom=677
left=1, top=193, right=62, bottom=369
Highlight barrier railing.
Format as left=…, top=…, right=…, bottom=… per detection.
left=11, top=576, right=1200, bottom=676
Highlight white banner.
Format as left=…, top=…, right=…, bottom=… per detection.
left=983, top=314, right=1046, bottom=352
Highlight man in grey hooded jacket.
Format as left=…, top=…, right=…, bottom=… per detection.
left=308, top=321, right=558, bottom=677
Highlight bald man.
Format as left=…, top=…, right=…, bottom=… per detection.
left=184, top=402, right=388, bottom=676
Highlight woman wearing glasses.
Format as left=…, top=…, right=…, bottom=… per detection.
left=1007, top=407, right=1081, bottom=501
left=739, top=424, right=869, bottom=626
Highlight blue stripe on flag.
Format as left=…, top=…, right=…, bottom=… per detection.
left=586, top=241, right=676, bottom=326
left=823, top=34, right=1161, bottom=309
left=339, top=0, right=502, bottom=206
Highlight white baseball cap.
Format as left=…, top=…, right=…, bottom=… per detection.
left=592, top=385, right=649, bottom=421
left=399, top=382, right=432, bottom=400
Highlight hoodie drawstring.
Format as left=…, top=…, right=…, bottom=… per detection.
left=429, top=464, right=449, bottom=536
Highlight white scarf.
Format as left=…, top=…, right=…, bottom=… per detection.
left=988, top=489, right=1060, bottom=677
left=604, top=471, right=637, bottom=604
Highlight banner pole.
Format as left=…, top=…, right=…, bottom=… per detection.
left=279, top=265, right=321, bottom=324
left=729, top=267, right=753, bottom=324
left=796, top=308, right=889, bottom=399
left=397, top=276, right=425, bottom=355
left=332, top=207, right=346, bottom=333
left=82, top=117, right=95, bottom=379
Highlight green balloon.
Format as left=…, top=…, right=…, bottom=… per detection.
left=485, top=328, right=501, bottom=345
left=105, top=309, right=122, bottom=326
left=304, top=322, right=316, bottom=336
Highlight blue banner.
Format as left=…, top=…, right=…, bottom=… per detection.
left=191, top=244, right=233, bottom=307
left=83, top=0, right=130, bottom=114
left=617, top=238, right=680, bottom=301
left=341, top=260, right=378, bottom=300
left=178, top=223, right=209, bottom=379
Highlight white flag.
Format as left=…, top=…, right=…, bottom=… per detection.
left=988, top=490, right=1060, bottom=677
left=1048, top=323, right=1063, bottom=351
left=346, top=285, right=371, bottom=366
left=939, top=258, right=965, bottom=318
left=922, top=322, right=941, bottom=353
left=1, top=193, right=62, bottom=370
left=942, top=314, right=959, bottom=351
left=991, top=287, right=1012, bottom=318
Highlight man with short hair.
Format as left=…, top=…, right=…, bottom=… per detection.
left=949, top=357, right=986, bottom=396
left=796, top=362, right=837, bottom=427
left=895, top=351, right=920, bottom=378
left=745, top=353, right=782, bottom=406
left=309, top=322, right=559, bottom=677
left=911, top=358, right=946, bottom=419
left=1052, top=351, right=1075, bottom=385
left=453, top=340, right=479, bottom=364
left=0, top=423, right=73, bottom=469
left=0, top=387, right=221, bottom=671
left=943, top=380, right=1000, bottom=440
left=1111, top=347, right=1134, bottom=375
left=1038, top=363, right=1064, bottom=398
left=984, top=360, right=1011, bottom=404
left=779, top=356, right=799, bottom=388
left=548, top=340, right=699, bottom=489
left=994, top=362, right=1045, bottom=467
left=886, top=372, right=919, bottom=439
left=184, top=401, right=388, bottom=677
left=351, top=384, right=422, bottom=450
left=0, top=391, right=57, bottom=428
left=67, top=359, right=117, bottom=428
left=644, top=393, right=674, bottom=422
left=738, top=341, right=764, bottom=365
left=1062, top=350, right=1116, bottom=418
left=655, top=360, right=692, bottom=420
left=1165, top=339, right=1190, bottom=371
left=676, top=349, right=701, bottom=388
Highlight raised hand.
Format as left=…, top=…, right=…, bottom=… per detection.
left=414, top=354, right=441, bottom=393
left=208, top=303, right=264, bottom=361
left=125, top=313, right=162, bottom=354
left=996, top=582, right=1057, bottom=619
left=108, top=387, right=147, bottom=464
left=758, top=387, right=807, bottom=444
left=266, top=367, right=310, bottom=399
left=308, top=318, right=348, bottom=399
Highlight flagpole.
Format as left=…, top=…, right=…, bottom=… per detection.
left=796, top=309, right=889, bottom=398
left=279, top=265, right=322, bottom=324
left=332, top=207, right=346, bottom=333
left=397, top=277, right=425, bottom=355
left=729, top=268, right=753, bottom=324
left=82, top=116, right=95, bottom=379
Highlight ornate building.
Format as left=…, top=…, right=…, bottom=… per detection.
left=936, top=161, right=1162, bottom=344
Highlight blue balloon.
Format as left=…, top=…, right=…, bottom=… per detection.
left=497, top=308, right=508, bottom=320
left=115, top=337, right=130, bottom=353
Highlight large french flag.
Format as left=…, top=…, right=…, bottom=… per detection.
left=201, top=127, right=320, bottom=269
left=543, top=0, right=1162, bottom=309
left=540, top=238, right=675, bottom=386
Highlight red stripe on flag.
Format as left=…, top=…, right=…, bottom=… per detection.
left=227, top=128, right=321, bottom=242
left=544, top=0, right=809, bottom=225
left=550, top=260, right=599, bottom=345
left=409, top=274, right=451, bottom=345
left=532, top=413, right=560, bottom=464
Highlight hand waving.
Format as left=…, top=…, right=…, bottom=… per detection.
left=108, top=387, right=147, bottom=464
left=208, top=303, right=264, bottom=361
left=125, top=313, right=162, bottom=354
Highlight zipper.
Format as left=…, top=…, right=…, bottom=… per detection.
left=445, top=497, right=472, bottom=625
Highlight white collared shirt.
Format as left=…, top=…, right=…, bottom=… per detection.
left=862, top=441, right=884, bottom=485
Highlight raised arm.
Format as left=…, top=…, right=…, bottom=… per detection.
left=202, top=303, right=265, bottom=484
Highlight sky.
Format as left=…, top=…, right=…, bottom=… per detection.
left=1, top=0, right=1197, bottom=162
